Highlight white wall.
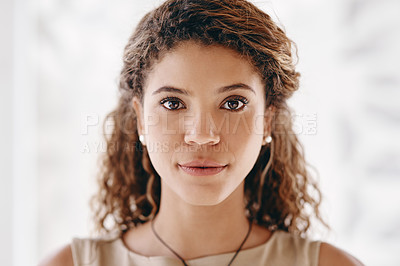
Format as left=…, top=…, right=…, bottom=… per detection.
left=0, top=0, right=14, bottom=265
left=267, top=1, right=400, bottom=265
left=1, top=0, right=38, bottom=265
left=1, top=0, right=399, bottom=265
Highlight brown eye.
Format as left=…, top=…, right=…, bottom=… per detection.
left=226, top=100, right=241, bottom=110
left=221, top=96, right=248, bottom=112
left=160, top=97, right=185, bottom=110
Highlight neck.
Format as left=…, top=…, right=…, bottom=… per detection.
left=153, top=180, right=250, bottom=260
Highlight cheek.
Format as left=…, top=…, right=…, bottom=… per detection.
left=225, top=111, right=263, bottom=168
left=225, top=109, right=263, bottom=139
left=144, top=112, right=181, bottom=168
left=145, top=111, right=179, bottom=140
left=144, top=116, right=176, bottom=178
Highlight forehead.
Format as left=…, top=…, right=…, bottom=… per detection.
left=144, top=41, right=264, bottom=95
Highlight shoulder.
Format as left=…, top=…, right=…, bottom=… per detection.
left=38, top=232, right=121, bottom=266
left=319, top=242, right=364, bottom=266
left=38, top=244, right=74, bottom=266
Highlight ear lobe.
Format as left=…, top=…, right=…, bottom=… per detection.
left=132, top=97, right=145, bottom=136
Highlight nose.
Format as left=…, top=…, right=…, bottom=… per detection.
left=184, top=114, right=220, bottom=146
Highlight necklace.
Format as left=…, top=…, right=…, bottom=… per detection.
left=150, top=217, right=252, bottom=266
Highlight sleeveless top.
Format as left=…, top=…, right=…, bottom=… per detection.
left=71, top=230, right=321, bottom=266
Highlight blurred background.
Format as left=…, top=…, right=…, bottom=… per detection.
left=1, top=0, right=399, bottom=265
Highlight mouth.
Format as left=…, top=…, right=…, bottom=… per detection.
left=178, top=165, right=227, bottom=176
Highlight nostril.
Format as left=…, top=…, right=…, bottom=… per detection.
left=183, top=133, right=220, bottom=146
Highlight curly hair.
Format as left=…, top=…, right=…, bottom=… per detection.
left=91, top=0, right=328, bottom=238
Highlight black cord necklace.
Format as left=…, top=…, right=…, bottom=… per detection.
left=150, top=217, right=252, bottom=266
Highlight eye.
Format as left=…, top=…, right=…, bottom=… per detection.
left=159, top=95, right=249, bottom=112
left=160, top=96, right=185, bottom=110
left=221, top=96, right=249, bottom=112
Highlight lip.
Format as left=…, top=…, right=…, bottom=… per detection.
left=179, top=159, right=226, bottom=168
left=178, top=159, right=227, bottom=176
left=178, top=165, right=227, bottom=176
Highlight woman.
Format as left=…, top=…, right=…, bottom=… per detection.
left=41, top=0, right=363, bottom=265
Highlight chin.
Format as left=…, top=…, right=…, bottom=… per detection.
left=178, top=185, right=234, bottom=206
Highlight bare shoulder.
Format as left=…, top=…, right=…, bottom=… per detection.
left=319, top=242, right=364, bottom=266
left=38, top=244, right=74, bottom=266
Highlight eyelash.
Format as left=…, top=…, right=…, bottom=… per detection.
left=159, top=95, right=249, bottom=112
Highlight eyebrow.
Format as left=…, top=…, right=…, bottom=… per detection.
left=151, top=83, right=256, bottom=96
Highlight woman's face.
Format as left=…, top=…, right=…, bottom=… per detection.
left=133, top=41, right=270, bottom=206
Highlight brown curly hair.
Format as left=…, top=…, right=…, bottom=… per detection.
left=91, top=0, right=328, bottom=238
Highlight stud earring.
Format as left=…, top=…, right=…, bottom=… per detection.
left=139, top=135, right=146, bottom=146
left=263, top=135, right=272, bottom=145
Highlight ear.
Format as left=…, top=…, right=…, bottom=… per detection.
left=264, top=106, right=276, bottom=136
left=132, top=97, right=145, bottom=136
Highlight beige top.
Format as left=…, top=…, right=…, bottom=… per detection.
left=71, top=230, right=321, bottom=266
